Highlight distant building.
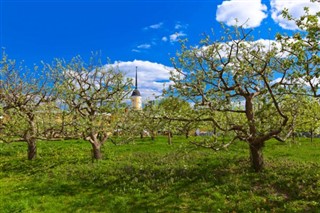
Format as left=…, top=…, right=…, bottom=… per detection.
left=131, top=67, right=142, bottom=110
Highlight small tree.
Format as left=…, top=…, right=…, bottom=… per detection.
left=140, top=97, right=195, bottom=144
left=36, top=101, right=64, bottom=140
left=170, top=27, right=292, bottom=171
left=108, top=107, right=142, bottom=145
left=295, top=98, right=320, bottom=142
left=141, top=100, right=165, bottom=141
left=53, top=56, right=132, bottom=160
left=0, top=53, right=56, bottom=160
left=158, top=97, right=194, bottom=144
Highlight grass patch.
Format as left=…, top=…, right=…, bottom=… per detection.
left=0, top=137, right=319, bottom=212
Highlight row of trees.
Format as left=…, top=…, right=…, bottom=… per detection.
left=0, top=54, right=134, bottom=160
left=0, top=54, right=203, bottom=161
left=0, top=6, right=319, bottom=172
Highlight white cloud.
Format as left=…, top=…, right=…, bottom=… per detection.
left=108, top=60, right=175, bottom=101
left=162, top=36, right=168, bottom=42
left=271, top=0, right=320, bottom=30
left=131, top=49, right=140, bottom=53
left=144, top=22, right=163, bottom=30
left=216, top=0, right=268, bottom=28
left=200, top=39, right=282, bottom=59
left=137, top=43, right=151, bottom=49
left=174, top=22, right=188, bottom=30
left=175, top=23, right=183, bottom=29
left=169, top=32, right=186, bottom=42
left=272, top=76, right=320, bottom=88
left=254, top=39, right=282, bottom=53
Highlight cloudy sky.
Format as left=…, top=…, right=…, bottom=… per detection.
left=1, top=0, right=319, bottom=100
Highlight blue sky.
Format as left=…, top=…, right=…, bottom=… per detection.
left=1, top=0, right=319, bottom=99
left=1, top=0, right=222, bottom=66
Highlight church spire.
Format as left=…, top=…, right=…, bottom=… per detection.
left=131, top=66, right=141, bottom=97
left=135, top=66, right=138, bottom=90
left=131, top=66, right=142, bottom=110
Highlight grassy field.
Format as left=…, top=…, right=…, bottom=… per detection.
left=1, top=136, right=320, bottom=212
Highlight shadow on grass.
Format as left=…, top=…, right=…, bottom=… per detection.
left=4, top=156, right=319, bottom=212
left=1, top=140, right=320, bottom=212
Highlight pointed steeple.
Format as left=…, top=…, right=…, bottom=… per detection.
left=135, top=66, right=138, bottom=90
left=131, top=66, right=141, bottom=97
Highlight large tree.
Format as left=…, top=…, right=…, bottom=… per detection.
left=53, top=56, right=132, bottom=160
left=0, top=53, right=56, bottom=160
left=169, top=27, right=293, bottom=171
left=275, top=3, right=320, bottom=142
left=276, top=5, right=320, bottom=97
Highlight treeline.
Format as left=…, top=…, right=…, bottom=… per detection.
left=0, top=7, right=319, bottom=172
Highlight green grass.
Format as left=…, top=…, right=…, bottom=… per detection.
left=0, top=137, right=320, bottom=212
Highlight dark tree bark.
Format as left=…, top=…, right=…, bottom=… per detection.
left=26, top=117, right=37, bottom=160
left=291, top=130, right=295, bottom=142
left=245, top=96, right=264, bottom=172
left=151, top=132, right=155, bottom=141
left=167, top=131, right=172, bottom=145
left=291, top=115, right=296, bottom=143
left=310, top=129, right=314, bottom=143
left=185, top=130, right=189, bottom=139
left=92, top=143, right=102, bottom=160
left=249, top=142, right=264, bottom=172
left=27, top=139, right=37, bottom=160
left=213, top=127, right=217, bottom=143
left=61, top=111, right=66, bottom=137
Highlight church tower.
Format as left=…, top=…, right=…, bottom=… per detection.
left=131, top=67, right=142, bottom=110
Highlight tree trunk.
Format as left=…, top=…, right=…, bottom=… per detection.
left=92, top=143, right=102, bottom=160
left=151, top=133, right=155, bottom=141
left=249, top=142, right=264, bottom=172
left=26, top=116, right=37, bottom=160
left=291, top=130, right=295, bottom=142
left=291, top=119, right=296, bottom=143
left=213, top=127, right=217, bottom=143
left=185, top=130, right=189, bottom=139
left=310, top=129, right=314, bottom=143
left=168, top=131, right=172, bottom=145
left=27, top=140, right=37, bottom=160
left=61, top=111, right=66, bottom=137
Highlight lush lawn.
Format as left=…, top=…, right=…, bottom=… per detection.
left=0, top=136, right=320, bottom=212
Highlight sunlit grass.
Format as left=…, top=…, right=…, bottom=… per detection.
left=0, top=136, right=319, bottom=212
